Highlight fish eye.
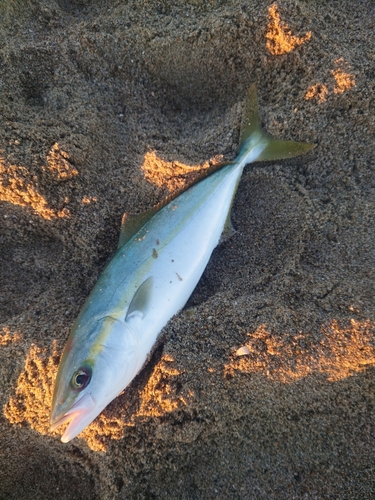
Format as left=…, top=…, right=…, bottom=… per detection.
left=71, top=367, right=92, bottom=390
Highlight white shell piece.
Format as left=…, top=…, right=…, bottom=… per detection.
left=236, top=345, right=251, bottom=356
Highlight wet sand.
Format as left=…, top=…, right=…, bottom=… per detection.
left=1, top=1, right=374, bottom=498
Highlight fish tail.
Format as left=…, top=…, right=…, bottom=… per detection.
left=238, top=83, right=316, bottom=163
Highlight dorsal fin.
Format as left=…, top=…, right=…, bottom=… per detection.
left=125, top=276, right=154, bottom=321
left=118, top=209, right=159, bottom=249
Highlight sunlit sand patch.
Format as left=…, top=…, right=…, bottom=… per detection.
left=141, top=150, right=223, bottom=192
left=0, top=153, right=69, bottom=219
left=332, top=58, right=355, bottom=94
left=305, top=83, right=329, bottom=103
left=81, top=195, right=97, bottom=205
left=4, top=343, right=59, bottom=436
left=137, top=353, right=188, bottom=418
left=4, top=346, right=188, bottom=452
left=266, top=3, right=312, bottom=56
left=44, top=142, right=78, bottom=181
left=305, top=59, right=355, bottom=102
left=0, top=326, right=22, bottom=346
left=226, top=319, right=375, bottom=383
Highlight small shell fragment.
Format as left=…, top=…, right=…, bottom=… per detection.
left=236, top=345, right=250, bottom=356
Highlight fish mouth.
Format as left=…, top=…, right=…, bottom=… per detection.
left=50, top=393, right=97, bottom=443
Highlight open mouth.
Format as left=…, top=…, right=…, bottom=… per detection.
left=50, top=393, right=96, bottom=443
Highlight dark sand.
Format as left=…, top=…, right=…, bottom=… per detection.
left=1, top=0, right=374, bottom=498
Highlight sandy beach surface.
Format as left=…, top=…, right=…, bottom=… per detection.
left=1, top=0, right=374, bottom=498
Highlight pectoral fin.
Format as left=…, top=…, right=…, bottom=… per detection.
left=125, top=276, right=154, bottom=320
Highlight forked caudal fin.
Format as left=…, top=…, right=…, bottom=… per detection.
left=118, top=84, right=316, bottom=250
left=239, top=83, right=316, bottom=163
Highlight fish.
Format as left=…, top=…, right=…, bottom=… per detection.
left=50, top=84, right=315, bottom=442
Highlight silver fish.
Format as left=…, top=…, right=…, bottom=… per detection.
left=50, top=85, right=315, bottom=442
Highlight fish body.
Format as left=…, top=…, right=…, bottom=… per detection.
left=51, top=85, right=315, bottom=442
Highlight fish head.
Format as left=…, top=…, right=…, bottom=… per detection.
left=50, top=316, right=139, bottom=443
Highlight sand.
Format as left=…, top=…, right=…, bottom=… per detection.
left=0, top=0, right=374, bottom=498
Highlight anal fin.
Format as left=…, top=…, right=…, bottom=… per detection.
left=220, top=213, right=236, bottom=243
